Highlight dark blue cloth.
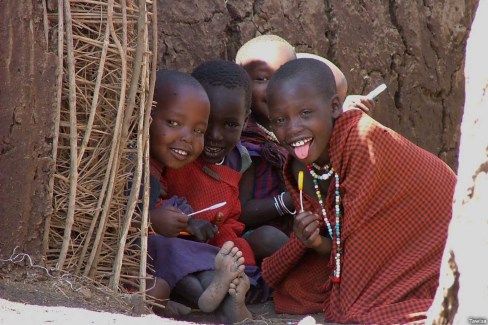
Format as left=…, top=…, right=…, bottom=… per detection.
left=147, top=234, right=219, bottom=289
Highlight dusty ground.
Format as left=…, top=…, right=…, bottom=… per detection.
left=0, top=260, right=325, bottom=325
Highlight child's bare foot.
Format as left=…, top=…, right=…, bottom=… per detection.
left=227, top=274, right=252, bottom=322
left=198, top=241, right=245, bottom=312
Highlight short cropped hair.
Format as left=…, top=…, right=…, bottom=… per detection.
left=153, top=70, right=204, bottom=105
left=192, top=60, right=252, bottom=110
left=235, top=34, right=295, bottom=64
left=268, top=58, right=337, bottom=100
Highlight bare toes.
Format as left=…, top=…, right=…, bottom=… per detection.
left=235, top=256, right=245, bottom=267
left=229, top=246, right=239, bottom=257
left=220, top=241, right=235, bottom=256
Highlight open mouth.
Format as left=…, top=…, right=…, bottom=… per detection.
left=171, top=148, right=190, bottom=160
left=289, top=137, right=313, bottom=160
left=204, top=146, right=225, bottom=158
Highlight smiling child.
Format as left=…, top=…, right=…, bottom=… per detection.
left=263, top=58, right=456, bottom=323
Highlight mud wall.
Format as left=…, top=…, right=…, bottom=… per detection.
left=157, top=0, right=479, bottom=169
left=0, top=1, right=57, bottom=258
left=0, top=0, right=479, bottom=258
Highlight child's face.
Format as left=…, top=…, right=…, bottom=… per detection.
left=202, top=86, right=249, bottom=164
left=240, top=43, right=295, bottom=125
left=149, top=86, right=210, bottom=168
left=268, top=78, right=341, bottom=165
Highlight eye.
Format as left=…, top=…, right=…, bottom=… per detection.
left=300, top=108, right=313, bottom=117
left=194, top=128, right=205, bottom=135
left=254, top=76, right=269, bottom=82
left=226, top=122, right=239, bottom=128
left=271, top=117, right=286, bottom=127
left=166, top=120, right=179, bottom=127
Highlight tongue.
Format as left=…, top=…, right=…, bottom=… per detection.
left=294, top=142, right=311, bottom=160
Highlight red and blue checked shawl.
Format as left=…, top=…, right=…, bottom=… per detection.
left=261, top=109, right=456, bottom=323
left=241, top=117, right=287, bottom=199
left=241, top=118, right=292, bottom=233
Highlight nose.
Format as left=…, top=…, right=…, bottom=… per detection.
left=205, top=124, right=223, bottom=142
left=180, top=127, right=193, bottom=143
left=288, top=116, right=303, bottom=135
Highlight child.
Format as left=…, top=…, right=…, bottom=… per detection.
left=235, top=35, right=296, bottom=263
left=147, top=70, right=250, bottom=323
left=163, top=60, right=256, bottom=320
left=235, top=35, right=373, bottom=263
left=263, top=58, right=457, bottom=323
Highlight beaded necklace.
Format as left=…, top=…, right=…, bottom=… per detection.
left=306, top=163, right=342, bottom=283
left=256, top=123, right=279, bottom=143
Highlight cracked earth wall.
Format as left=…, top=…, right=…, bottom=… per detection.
left=0, top=2, right=57, bottom=258
left=157, top=0, right=479, bottom=169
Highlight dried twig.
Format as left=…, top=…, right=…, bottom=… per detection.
left=46, top=0, right=154, bottom=290
left=57, top=0, right=79, bottom=270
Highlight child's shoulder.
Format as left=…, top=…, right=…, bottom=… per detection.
left=227, top=142, right=251, bottom=173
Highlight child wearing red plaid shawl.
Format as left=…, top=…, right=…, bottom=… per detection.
left=264, top=58, right=456, bottom=323
left=236, top=36, right=374, bottom=269
left=146, top=70, right=251, bottom=323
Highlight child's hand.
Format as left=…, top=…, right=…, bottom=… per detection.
left=149, top=206, right=190, bottom=237
left=293, top=211, right=323, bottom=249
left=186, top=218, right=218, bottom=242
left=342, top=95, right=375, bottom=115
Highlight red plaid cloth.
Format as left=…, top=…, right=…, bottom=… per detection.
left=261, top=109, right=456, bottom=323
left=165, top=158, right=256, bottom=266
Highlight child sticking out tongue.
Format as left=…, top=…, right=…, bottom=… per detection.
left=294, top=141, right=311, bottom=160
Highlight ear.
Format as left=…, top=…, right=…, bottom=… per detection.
left=330, top=94, right=343, bottom=119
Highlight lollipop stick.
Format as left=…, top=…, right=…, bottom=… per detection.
left=298, top=171, right=304, bottom=212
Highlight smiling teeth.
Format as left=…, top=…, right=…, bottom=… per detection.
left=291, top=138, right=312, bottom=147
left=205, top=147, right=221, bottom=153
left=173, top=149, right=188, bottom=156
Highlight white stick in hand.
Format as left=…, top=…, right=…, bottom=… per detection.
left=188, top=201, right=227, bottom=217
left=366, top=83, right=387, bottom=100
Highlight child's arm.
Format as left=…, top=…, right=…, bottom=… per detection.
left=239, top=162, right=295, bottom=227
left=261, top=233, right=307, bottom=287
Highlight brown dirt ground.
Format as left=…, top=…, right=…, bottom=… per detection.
left=0, top=261, right=325, bottom=324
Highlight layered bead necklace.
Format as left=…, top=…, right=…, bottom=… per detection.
left=306, top=162, right=342, bottom=283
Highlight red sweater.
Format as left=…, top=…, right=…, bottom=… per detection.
left=165, top=157, right=256, bottom=266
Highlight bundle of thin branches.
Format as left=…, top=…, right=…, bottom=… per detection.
left=43, top=0, right=157, bottom=295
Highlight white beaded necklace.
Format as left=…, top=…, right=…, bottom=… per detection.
left=306, top=162, right=342, bottom=283
left=256, top=123, right=279, bottom=143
